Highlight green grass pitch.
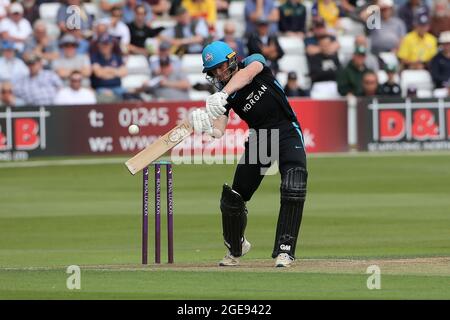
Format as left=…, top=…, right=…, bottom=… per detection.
left=0, top=153, right=449, bottom=299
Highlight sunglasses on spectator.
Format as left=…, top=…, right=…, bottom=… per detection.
left=70, top=77, right=82, bottom=82
left=1, top=89, right=13, bottom=94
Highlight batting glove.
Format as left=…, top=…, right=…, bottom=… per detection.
left=206, top=91, right=229, bottom=119
left=191, top=108, right=213, bottom=135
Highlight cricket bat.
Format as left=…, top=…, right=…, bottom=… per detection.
left=125, top=119, right=193, bottom=175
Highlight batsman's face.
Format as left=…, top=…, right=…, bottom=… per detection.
left=211, top=62, right=232, bottom=83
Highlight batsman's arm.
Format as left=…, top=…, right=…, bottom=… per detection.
left=211, top=115, right=228, bottom=138
left=221, top=60, right=264, bottom=96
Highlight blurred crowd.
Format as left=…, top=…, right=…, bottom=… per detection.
left=0, top=0, right=449, bottom=107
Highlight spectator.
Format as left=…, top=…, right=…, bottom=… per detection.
left=127, top=4, right=164, bottom=55
left=24, top=20, right=59, bottom=69
left=284, top=71, right=309, bottom=97
left=369, top=0, right=406, bottom=55
left=220, top=20, right=246, bottom=61
left=397, top=14, right=437, bottom=70
left=182, top=0, right=217, bottom=30
left=311, top=0, right=344, bottom=31
left=1, top=81, right=24, bottom=107
left=149, top=40, right=182, bottom=73
left=380, top=64, right=401, bottom=96
left=307, top=35, right=341, bottom=84
left=57, top=0, right=94, bottom=37
left=0, top=4, right=6, bottom=23
left=97, top=0, right=126, bottom=18
left=216, top=0, right=231, bottom=18
left=106, top=6, right=131, bottom=50
left=430, top=31, right=450, bottom=89
left=54, top=71, right=97, bottom=105
left=52, top=34, right=91, bottom=84
left=245, top=0, right=279, bottom=36
left=122, top=0, right=153, bottom=25
left=0, top=3, right=32, bottom=53
left=247, top=17, right=284, bottom=75
left=340, top=0, right=372, bottom=22
left=22, top=0, right=40, bottom=25
left=65, top=29, right=90, bottom=55
left=337, top=46, right=370, bottom=96
left=144, top=0, right=170, bottom=16
left=0, top=81, right=13, bottom=106
left=304, top=17, right=339, bottom=56
left=0, top=40, right=29, bottom=82
left=160, top=6, right=209, bottom=55
left=278, top=0, right=307, bottom=38
left=13, top=53, right=63, bottom=105
left=307, top=34, right=341, bottom=98
left=430, top=0, right=450, bottom=38
left=354, top=34, right=379, bottom=71
left=142, top=55, right=191, bottom=100
left=361, top=70, right=382, bottom=97
left=90, top=19, right=123, bottom=56
left=398, top=0, right=430, bottom=32
left=90, top=34, right=127, bottom=101
left=0, top=0, right=9, bottom=14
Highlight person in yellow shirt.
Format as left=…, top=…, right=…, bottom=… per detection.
left=312, top=0, right=343, bottom=30
left=397, top=14, right=438, bottom=70
left=182, top=0, right=217, bottom=29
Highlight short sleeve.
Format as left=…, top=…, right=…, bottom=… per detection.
left=243, top=54, right=266, bottom=67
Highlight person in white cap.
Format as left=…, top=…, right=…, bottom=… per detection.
left=430, top=31, right=450, bottom=89
left=0, top=2, right=32, bottom=52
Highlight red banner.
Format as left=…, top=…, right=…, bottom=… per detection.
left=0, top=99, right=348, bottom=161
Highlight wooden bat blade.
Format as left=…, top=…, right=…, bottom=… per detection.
left=125, top=119, right=193, bottom=175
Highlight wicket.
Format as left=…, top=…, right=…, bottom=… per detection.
left=142, top=161, right=173, bottom=264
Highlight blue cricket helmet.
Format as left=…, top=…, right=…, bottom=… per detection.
left=202, top=41, right=236, bottom=73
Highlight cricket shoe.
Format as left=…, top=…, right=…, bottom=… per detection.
left=275, top=253, right=295, bottom=268
left=219, top=239, right=251, bottom=267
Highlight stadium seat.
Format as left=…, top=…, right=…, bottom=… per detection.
left=189, top=90, right=210, bottom=101
left=433, top=88, right=449, bottom=98
left=122, top=74, right=150, bottom=90
left=39, top=3, right=60, bottom=24
left=187, top=73, right=209, bottom=85
left=276, top=72, right=310, bottom=90
left=278, top=54, right=309, bottom=76
left=337, top=34, right=355, bottom=65
left=337, top=34, right=355, bottom=56
left=84, top=3, right=100, bottom=19
left=310, top=81, right=340, bottom=99
left=377, top=70, right=400, bottom=85
left=126, top=55, right=150, bottom=75
left=400, top=70, right=434, bottom=97
left=151, top=18, right=177, bottom=29
left=339, top=17, right=365, bottom=36
left=181, top=54, right=204, bottom=74
left=377, top=70, right=388, bottom=84
left=416, top=89, right=433, bottom=98
left=279, top=36, right=305, bottom=55
left=379, top=52, right=399, bottom=68
left=229, top=1, right=245, bottom=21
left=44, top=21, right=60, bottom=40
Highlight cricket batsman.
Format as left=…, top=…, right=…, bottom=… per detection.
left=191, top=41, right=308, bottom=267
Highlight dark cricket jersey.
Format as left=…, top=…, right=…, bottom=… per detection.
left=380, top=82, right=401, bottom=96
left=224, top=54, right=298, bottom=130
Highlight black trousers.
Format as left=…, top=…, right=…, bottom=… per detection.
left=232, top=123, right=307, bottom=201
